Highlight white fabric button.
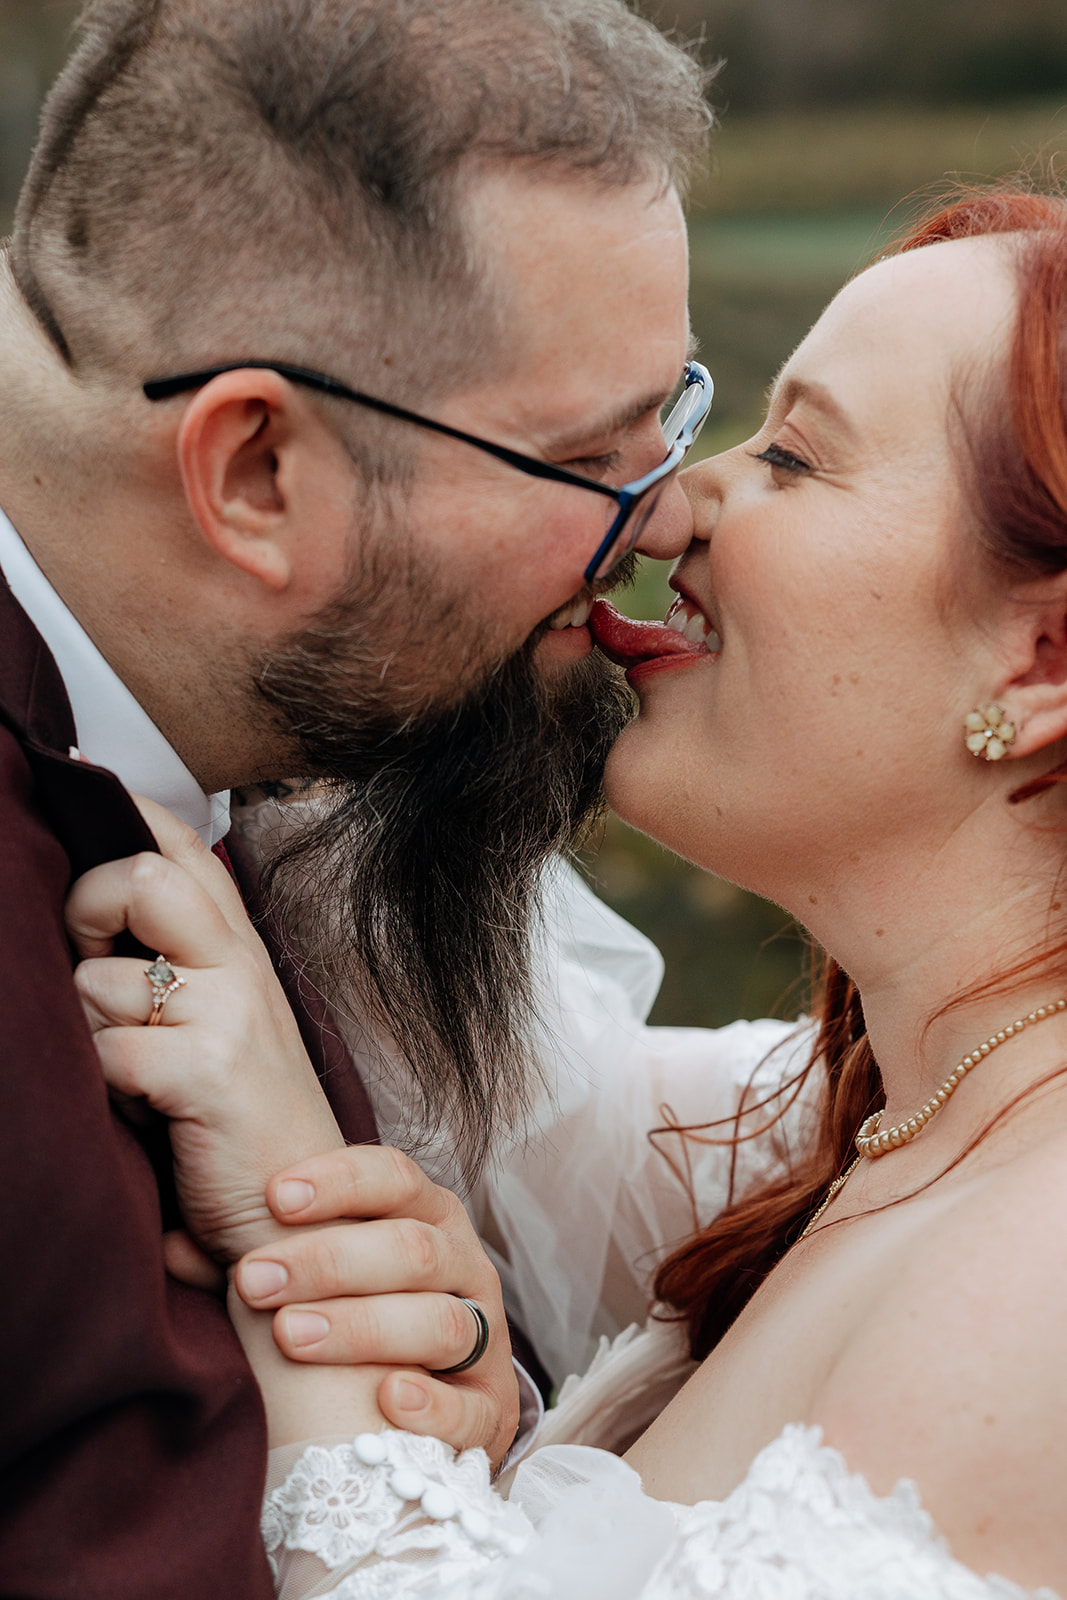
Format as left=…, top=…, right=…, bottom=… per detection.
left=389, top=1469, right=427, bottom=1502
left=421, top=1485, right=458, bottom=1521
left=353, top=1433, right=388, bottom=1466
left=459, top=1507, right=491, bottom=1543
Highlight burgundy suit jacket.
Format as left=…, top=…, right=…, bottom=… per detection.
left=0, top=574, right=377, bottom=1598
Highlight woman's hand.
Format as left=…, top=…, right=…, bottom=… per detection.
left=66, top=798, right=521, bottom=1464
left=66, top=810, right=344, bottom=1264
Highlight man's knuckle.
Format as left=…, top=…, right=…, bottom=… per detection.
left=345, top=1298, right=380, bottom=1350
left=396, top=1219, right=440, bottom=1283
left=382, top=1145, right=424, bottom=1210
left=300, top=1230, right=346, bottom=1292
left=469, top=1393, right=500, bottom=1453
left=469, top=1377, right=519, bottom=1459
left=439, top=1294, right=474, bottom=1351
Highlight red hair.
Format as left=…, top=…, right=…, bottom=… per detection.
left=654, top=185, right=1067, bottom=1361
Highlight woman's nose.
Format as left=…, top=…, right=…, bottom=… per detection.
left=679, top=455, right=727, bottom=544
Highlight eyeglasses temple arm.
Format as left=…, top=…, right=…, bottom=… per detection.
left=143, top=362, right=621, bottom=500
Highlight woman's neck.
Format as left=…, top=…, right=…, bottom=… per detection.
left=796, top=800, right=1067, bottom=1139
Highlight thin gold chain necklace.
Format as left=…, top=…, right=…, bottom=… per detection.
left=799, top=997, right=1067, bottom=1241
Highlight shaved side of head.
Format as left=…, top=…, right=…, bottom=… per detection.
left=14, top=0, right=710, bottom=468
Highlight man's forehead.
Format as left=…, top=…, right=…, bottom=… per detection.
left=459, top=171, right=690, bottom=446
left=468, top=168, right=687, bottom=329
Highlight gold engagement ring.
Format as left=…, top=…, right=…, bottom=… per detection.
left=144, top=955, right=187, bottom=1026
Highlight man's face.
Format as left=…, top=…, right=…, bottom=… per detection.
left=318, top=169, right=695, bottom=716
left=433, top=168, right=693, bottom=657
left=252, top=172, right=692, bottom=1179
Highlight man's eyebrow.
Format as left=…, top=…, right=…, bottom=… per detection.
left=766, top=372, right=857, bottom=439
left=546, top=333, right=700, bottom=456
left=548, top=389, right=673, bottom=455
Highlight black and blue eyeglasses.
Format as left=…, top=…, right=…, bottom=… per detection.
left=144, top=358, right=713, bottom=584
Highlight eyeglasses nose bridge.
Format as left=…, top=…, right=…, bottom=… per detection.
left=585, top=478, right=672, bottom=584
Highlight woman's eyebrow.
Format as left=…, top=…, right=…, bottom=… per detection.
left=767, top=373, right=857, bottom=441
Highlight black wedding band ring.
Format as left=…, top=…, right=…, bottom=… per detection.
left=435, top=1297, right=491, bottom=1375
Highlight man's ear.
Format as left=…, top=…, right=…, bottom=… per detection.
left=175, top=369, right=350, bottom=595
left=998, top=573, right=1067, bottom=759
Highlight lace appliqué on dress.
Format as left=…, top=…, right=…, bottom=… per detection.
left=263, top=1424, right=1062, bottom=1599
left=262, top=1440, right=400, bottom=1570
left=262, top=1430, right=528, bottom=1596
left=653, top=1424, right=1061, bottom=1600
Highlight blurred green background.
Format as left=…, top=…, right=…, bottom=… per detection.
left=4, top=0, right=1067, bottom=1027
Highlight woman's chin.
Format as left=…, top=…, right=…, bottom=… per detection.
left=604, top=720, right=684, bottom=848
left=604, top=717, right=755, bottom=889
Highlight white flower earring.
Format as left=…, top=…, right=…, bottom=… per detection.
left=964, top=703, right=1017, bottom=761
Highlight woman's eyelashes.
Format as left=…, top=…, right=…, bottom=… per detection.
left=752, top=441, right=812, bottom=476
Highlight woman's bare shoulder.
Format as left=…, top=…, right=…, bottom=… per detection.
left=813, top=1132, right=1067, bottom=1593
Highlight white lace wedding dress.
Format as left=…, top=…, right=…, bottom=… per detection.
left=263, top=1294, right=1059, bottom=1600
left=235, top=809, right=1058, bottom=1596
left=258, top=1022, right=1061, bottom=1600
left=262, top=1320, right=1059, bottom=1600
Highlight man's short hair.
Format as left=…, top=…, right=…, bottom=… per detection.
left=12, top=0, right=710, bottom=433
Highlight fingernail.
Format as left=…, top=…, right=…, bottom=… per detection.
left=239, top=1260, right=289, bottom=1301
left=393, top=1381, right=429, bottom=1413
left=275, top=1179, right=316, bottom=1214
left=284, top=1311, right=330, bottom=1348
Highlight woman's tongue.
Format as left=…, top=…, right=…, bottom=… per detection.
left=590, top=598, right=714, bottom=669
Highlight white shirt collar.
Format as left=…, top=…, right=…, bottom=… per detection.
left=0, top=506, right=230, bottom=847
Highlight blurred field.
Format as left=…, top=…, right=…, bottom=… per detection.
left=3, top=4, right=1067, bottom=1029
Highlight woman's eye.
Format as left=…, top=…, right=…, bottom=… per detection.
left=752, top=442, right=811, bottom=476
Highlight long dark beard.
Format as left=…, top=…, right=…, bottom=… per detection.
left=255, top=622, right=633, bottom=1188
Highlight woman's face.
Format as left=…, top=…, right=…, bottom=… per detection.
left=604, top=236, right=1018, bottom=908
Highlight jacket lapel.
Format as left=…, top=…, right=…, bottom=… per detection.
left=0, top=570, right=378, bottom=1151
left=0, top=575, right=158, bottom=874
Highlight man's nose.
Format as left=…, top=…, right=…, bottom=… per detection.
left=633, top=476, right=693, bottom=563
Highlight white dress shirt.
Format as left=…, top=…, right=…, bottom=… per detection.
left=0, top=506, right=229, bottom=845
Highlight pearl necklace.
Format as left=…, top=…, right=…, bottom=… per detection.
left=800, top=996, right=1067, bottom=1240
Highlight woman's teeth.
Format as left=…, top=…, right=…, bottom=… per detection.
left=548, top=597, right=594, bottom=630
left=665, top=596, right=721, bottom=652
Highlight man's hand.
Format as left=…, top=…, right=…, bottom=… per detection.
left=234, top=1146, right=521, bottom=1467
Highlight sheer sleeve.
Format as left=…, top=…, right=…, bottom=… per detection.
left=470, top=861, right=822, bottom=1385
left=263, top=1425, right=1058, bottom=1600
